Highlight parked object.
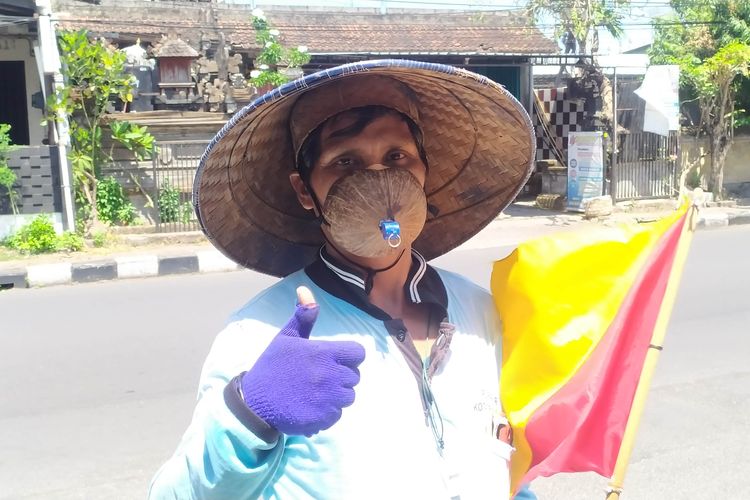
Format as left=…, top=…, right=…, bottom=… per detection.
left=583, top=195, right=614, bottom=219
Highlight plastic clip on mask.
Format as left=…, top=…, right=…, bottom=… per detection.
left=320, top=168, right=427, bottom=259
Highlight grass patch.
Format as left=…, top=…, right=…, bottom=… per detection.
left=0, top=245, right=23, bottom=262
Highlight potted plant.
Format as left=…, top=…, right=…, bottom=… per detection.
left=248, top=9, right=311, bottom=94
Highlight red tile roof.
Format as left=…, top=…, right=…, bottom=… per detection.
left=153, top=36, right=200, bottom=58
left=54, top=0, right=558, bottom=56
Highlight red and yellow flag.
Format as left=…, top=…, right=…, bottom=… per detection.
left=491, top=201, right=695, bottom=492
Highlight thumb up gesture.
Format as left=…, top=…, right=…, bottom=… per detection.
left=240, top=286, right=366, bottom=436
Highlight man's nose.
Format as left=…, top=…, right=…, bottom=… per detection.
left=366, top=163, right=388, bottom=171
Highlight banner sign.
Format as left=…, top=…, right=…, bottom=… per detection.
left=567, top=131, right=604, bottom=212
left=635, top=65, right=681, bottom=137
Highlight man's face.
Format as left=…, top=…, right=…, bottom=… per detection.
left=290, top=111, right=427, bottom=211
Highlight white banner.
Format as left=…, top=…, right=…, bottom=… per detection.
left=635, top=65, right=680, bottom=137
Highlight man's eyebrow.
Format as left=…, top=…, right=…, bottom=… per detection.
left=319, top=147, right=361, bottom=162
left=321, top=138, right=418, bottom=160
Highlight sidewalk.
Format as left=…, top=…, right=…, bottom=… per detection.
left=2, top=199, right=749, bottom=289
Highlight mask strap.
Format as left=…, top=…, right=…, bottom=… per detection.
left=321, top=232, right=406, bottom=295
left=302, top=176, right=330, bottom=227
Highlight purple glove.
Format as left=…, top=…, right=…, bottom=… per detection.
left=239, top=288, right=366, bottom=437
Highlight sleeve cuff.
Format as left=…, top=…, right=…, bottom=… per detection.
left=223, top=374, right=281, bottom=445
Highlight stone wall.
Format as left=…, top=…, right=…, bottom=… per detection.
left=100, top=116, right=218, bottom=224
left=681, top=133, right=750, bottom=197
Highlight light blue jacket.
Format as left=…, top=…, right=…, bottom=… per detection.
left=148, top=267, right=512, bottom=499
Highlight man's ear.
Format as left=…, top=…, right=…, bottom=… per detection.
left=289, top=172, right=315, bottom=211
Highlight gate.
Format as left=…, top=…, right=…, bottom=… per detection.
left=152, top=141, right=210, bottom=232
left=612, top=131, right=679, bottom=201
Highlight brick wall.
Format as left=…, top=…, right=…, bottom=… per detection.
left=0, top=146, right=63, bottom=215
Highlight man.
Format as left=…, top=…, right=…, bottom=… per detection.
left=149, top=60, right=535, bottom=499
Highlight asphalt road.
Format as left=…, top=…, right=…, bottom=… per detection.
left=0, top=225, right=748, bottom=499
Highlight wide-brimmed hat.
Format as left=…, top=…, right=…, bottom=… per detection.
left=194, top=59, right=535, bottom=277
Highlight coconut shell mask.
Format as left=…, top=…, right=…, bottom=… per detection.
left=321, top=168, right=427, bottom=259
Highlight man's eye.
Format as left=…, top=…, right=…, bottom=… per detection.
left=388, top=151, right=407, bottom=161
left=333, top=158, right=354, bottom=167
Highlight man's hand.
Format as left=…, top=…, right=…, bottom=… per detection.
left=240, top=286, right=366, bottom=436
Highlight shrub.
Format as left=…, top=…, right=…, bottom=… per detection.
left=5, top=215, right=59, bottom=254
left=115, top=203, right=138, bottom=226
left=97, top=176, right=137, bottom=226
left=58, top=231, right=85, bottom=252
left=179, top=201, right=194, bottom=224
left=93, top=232, right=106, bottom=248
left=2, top=215, right=85, bottom=254
left=158, top=180, right=181, bottom=223
left=91, top=230, right=117, bottom=248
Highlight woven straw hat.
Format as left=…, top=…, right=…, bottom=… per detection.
left=194, top=59, right=535, bottom=277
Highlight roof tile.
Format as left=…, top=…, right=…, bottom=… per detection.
left=55, top=0, right=558, bottom=56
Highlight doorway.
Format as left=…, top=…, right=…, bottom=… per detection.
left=0, top=61, right=30, bottom=145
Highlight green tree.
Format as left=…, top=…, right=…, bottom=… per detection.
left=650, top=0, right=750, bottom=199
left=526, top=0, right=630, bottom=55
left=108, top=121, right=155, bottom=162
left=526, top=0, right=630, bottom=137
left=46, top=30, right=154, bottom=226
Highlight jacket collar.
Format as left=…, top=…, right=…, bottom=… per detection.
left=305, top=247, right=448, bottom=322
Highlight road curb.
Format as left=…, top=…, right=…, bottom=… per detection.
left=0, top=249, right=240, bottom=290
left=2, top=211, right=748, bottom=290
left=158, top=255, right=200, bottom=275
left=115, top=255, right=159, bottom=279
left=26, top=263, right=72, bottom=288
left=71, top=260, right=118, bottom=283
left=0, top=268, right=27, bottom=289
left=697, top=213, right=729, bottom=228
left=728, top=213, right=750, bottom=226
left=197, top=250, right=239, bottom=273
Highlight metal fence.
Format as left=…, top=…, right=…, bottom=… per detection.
left=152, top=141, right=209, bottom=232
left=613, top=131, right=679, bottom=201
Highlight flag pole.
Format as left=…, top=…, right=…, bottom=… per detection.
left=604, top=200, right=698, bottom=499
